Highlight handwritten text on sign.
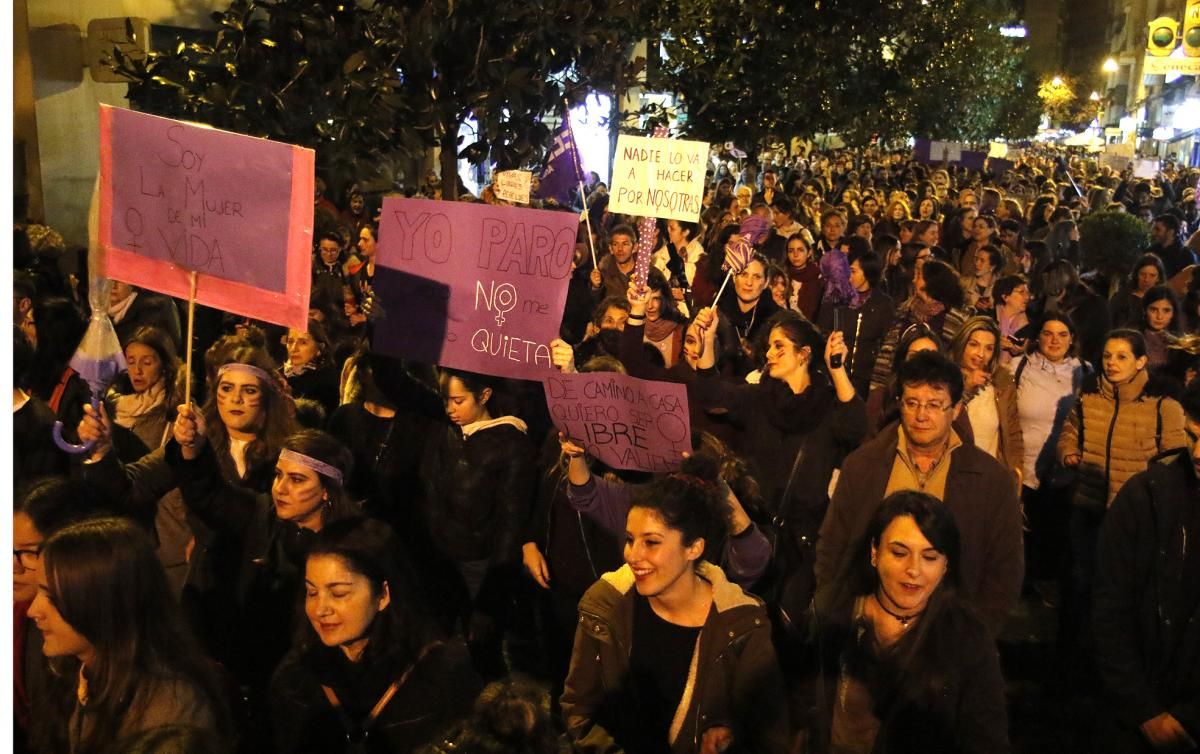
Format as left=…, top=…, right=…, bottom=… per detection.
left=372, top=198, right=578, bottom=381
left=106, top=110, right=294, bottom=292
left=494, top=170, right=532, bottom=204
left=545, top=373, right=691, bottom=472
left=609, top=134, right=708, bottom=222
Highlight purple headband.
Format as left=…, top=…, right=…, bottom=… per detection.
left=217, top=363, right=277, bottom=389
left=278, top=448, right=343, bottom=485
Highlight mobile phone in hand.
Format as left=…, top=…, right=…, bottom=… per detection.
left=830, top=308, right=843, bottom=369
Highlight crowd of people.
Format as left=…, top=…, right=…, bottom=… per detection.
left=12, top=146, right=1200, bottom=753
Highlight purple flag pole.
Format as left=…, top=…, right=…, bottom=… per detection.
left=544, top=106, right=596, bottom=269
left=565, top=108, right=600, bottom=271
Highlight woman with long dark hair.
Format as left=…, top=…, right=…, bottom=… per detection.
left=638, top=269, right=688, bottom=369
left=870, top=260, right=973, bottom=394
left=1058, top=330, right=1186, bottom=654
left=784, top=232, right=823, bottom=322
left=692, top=308, right=866, bottom=617
left=1109, top=253, right=1167, bottom=330
left=28, top=517, right=230, bottom=753
left=25, top=296, right=89, bottom=430
left=561, top=473, right=791, bottom=753
left=1141, top=285, right=1186, bottom=376
left=170, top=419, right=359, bottom=691
left=14, top=477, right=95, bottom=754
left=804, top=491, right=1009, bottom=753
left=1007, top=312, right=1086, bottom=597
left=270, top=517, right=479, bottom=753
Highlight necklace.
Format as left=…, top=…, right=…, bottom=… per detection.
left=734, top=302, right=757, bottom=343
left=874, top=589, right=923, bottom=628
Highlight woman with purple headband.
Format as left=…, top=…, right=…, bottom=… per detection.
left=171, top=413, right=359, bottom=748
left=76, top=343, right=299, bottom=749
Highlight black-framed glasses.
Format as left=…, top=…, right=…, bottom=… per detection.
left=13, top=548, right=40, bottom=571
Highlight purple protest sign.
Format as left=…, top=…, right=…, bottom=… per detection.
left=372, top=198, right=578, bottom=380
left=99, top=106, right=314, bottom=329
left=544, top=372, right=691, bottom=472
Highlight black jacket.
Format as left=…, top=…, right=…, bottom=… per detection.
left=527, top=435, right=622, bottom=598
left=803, top=598, right=1011, bottom=754
left=171, top=441, right=331, bottom=686
left=1094, top=450, right=1200, bottom=740
left=14, top=396, right=68, bottom=489
left=690, top=372, right=867, bottom=536
left=420, top=419, right=536, bottom=567
left=285, top=365, right=340, bottom=416
left=1148, top=241, right=1198, bottom=279
left=716, top=293, right=781, bottom=377
left=817, top=290, right=897, bottom=398
left=270, top=639, right=480, bottom=754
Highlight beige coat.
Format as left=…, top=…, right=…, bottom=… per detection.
left=1058, top=369, right=1186, bottom=511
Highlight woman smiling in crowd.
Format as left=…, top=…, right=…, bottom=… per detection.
left=806, top=491, right=1009, bottom=753
left=270, top=517, right=479, bottom=753
left=561, top=473, right=790, bottom=753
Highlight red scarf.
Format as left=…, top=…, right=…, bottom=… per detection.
left=14, top=601, right=31, bottom=730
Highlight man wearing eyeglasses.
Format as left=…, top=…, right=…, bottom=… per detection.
left=815, top=350, right=1024, bottom=635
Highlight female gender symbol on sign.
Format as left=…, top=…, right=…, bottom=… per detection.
left=656, top=412, right=688, bottom=445
left=493, top=282, right=518, bottom=326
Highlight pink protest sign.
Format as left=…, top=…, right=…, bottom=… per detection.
left=371, top=198, right=578, bottom=381
left=544, top=373, right=691, bottom=472
left=98, top=105, right=314, bottom=329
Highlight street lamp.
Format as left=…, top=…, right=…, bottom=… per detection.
left=1090, top=91, right=1101, bottom=101
left=1052, top=75, right=1064, bottom=87
left=1103, top=57, right=1119, bottom=73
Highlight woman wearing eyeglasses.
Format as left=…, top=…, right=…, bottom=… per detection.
left=13, top=478, right=94, bottom=754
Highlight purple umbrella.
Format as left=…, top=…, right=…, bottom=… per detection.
left=53, top=179, right=127, bottom=454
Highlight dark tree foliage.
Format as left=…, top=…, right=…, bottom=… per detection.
left=644, top=0, right=1040, bottom=148
left=108, top=0, right=640, bottom=197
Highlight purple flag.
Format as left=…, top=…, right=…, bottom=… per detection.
left=537, top=111, right=584, bottom=206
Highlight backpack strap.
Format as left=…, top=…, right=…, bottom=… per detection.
left=47, top=367, right=76, bottom=414
left=1156, top=396, right=1164, bottom=452
left=1013, top=356, right=1029, bottom=388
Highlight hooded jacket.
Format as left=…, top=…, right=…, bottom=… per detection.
left=420, top=416, right=536, bottom=567
left=561, top=562, right=791, bottom=754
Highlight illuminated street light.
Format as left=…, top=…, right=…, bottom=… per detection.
left=1051, top=75, right=1064, bottom=87
left=1102, top=57, right=1119, bottom=73
left=1089, top=91, right=1101, bottom=101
